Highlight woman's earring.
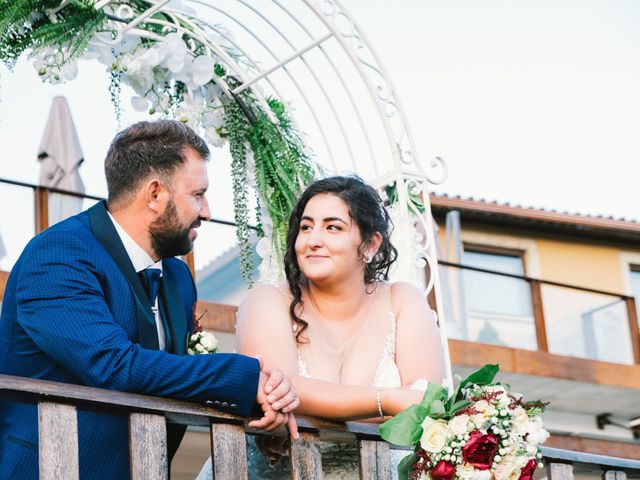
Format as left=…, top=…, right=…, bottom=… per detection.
left=363, top=252, right=373, bottom=264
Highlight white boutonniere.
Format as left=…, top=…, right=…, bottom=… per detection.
left=188, top=331, right=218, bottom=355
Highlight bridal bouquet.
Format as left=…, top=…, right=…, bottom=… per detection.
left=380, top=365, right=548, bottom=480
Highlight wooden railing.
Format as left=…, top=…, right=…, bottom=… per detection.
left=439, top=260, right=640, bottom=365
left=1, top=374, right=639, bottom=479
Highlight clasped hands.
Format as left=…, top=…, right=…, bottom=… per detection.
left=250, top=365, right=300, bottom=440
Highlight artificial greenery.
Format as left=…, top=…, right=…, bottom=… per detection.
left=248, top=97, right=315, bottom=258
left=224, top=100, right=254, bottom=286
left=0, top=0, right=106, bottom=70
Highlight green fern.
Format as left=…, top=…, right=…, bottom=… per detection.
left=0, top=0, right=106, bottom=68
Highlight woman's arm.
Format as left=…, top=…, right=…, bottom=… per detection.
left=235, top=285, right=424, bottom=419
left=392, top=282, right=447, bottom=387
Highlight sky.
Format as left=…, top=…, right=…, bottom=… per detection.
left=0, top=0, right=638, bottom=266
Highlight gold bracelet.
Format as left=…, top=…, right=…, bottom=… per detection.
left=376, top=387, right=384, bottom=418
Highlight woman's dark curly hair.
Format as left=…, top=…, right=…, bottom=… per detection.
left=284, top=176, right=398, bottom=342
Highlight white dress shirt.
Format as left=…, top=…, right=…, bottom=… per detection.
left=108, top=212, right=166, bottom=350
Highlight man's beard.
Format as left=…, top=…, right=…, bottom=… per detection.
left=149, top=199, right=199, bottom=258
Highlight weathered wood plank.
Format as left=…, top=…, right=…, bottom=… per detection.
left=38, top=401, right=79, bottom=480
left=210, top=422, right=248, bottom=479
left=547, top=462, right=574, bottom=480
left=129, top=412, right=168, bottom=480
left=603, top=471, right=627, bottom=480
left=290, top=432, right=323, bottom=480
left=359, top=439, right=391, bottom=479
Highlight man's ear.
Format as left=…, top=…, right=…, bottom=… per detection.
left=144, top=179, right=166, bottom=213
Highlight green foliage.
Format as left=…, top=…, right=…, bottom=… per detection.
left=0, top=0, right=106, bottom=69
left=446, top=363, right=499, bottom=411
left=379, top=404, right=428, bottom=446
left=248, top=97, right=315, bottom=259
left=225, top=101, right=254, bottom=286
left=397, top=452, right=418, bottom=479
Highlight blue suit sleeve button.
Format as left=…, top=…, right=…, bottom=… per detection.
left=230, top=403, right=237, bottom=409
left=213, top=400, right=221, bottom=406
left=221, top=401, right=229, bottom=408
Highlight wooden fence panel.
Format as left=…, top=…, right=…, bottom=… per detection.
left=290, top=432, right=323, bottom=480
left=603, top=471, right=627, bottom=480
left=359, top=439, right=391, bottom=479
left=210, top=422, right=248, bottom=479
left=38, top=401, right=79, bottom=480
left=129, top=412, right=168, bottom=480
left=547, top=462, right=574, bottom=480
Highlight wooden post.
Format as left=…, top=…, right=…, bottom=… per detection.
left=530, top=280, right=549, bottom=351
left=34, top=187, right=49, bottom=233
left=38, top=401, right=79, bottom=480
left=210, top=423, right=248, bottom=479
left=359, top=440, right=391, bottom=479
left=603, top=471, right=627, bottom=480
left=290, top=432, right=323, bottom=480
left=625, top=297, right=640, bottom=364
left=129, top=413, right=168, bottom=480
left=547, top=462, right=574, bottom=480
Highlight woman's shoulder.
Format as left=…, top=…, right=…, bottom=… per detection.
left=242, top=282, right=292, bottom=304
left=389, top=281, right=436, bottom=321
left=389, top=281, right=424, bottom=303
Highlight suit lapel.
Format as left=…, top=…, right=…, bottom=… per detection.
left=88, top=201, right=160, bottom=350
left=159, top=272, right=188, bottom=355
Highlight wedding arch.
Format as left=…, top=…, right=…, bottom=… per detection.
left=1, top=0, right=451, bottom=374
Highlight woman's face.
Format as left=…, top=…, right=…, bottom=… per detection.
left=295, top=193, right=364, bottom=284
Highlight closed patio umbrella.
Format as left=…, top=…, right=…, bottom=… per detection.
left=38, top=96, right=85, bottom=225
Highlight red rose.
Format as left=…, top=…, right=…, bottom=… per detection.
left=461, top=431, right=499, bottom=470
left=432, top=461, right=456, bottom=480
left=519, top=459, right=537, bottom=480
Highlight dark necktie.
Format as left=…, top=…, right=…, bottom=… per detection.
left=139, top=268, right=162, bottom=305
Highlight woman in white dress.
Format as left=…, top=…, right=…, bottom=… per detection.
left=197, top=176, right=446, bottom=479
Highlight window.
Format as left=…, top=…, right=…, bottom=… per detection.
left=631, top=266, right=640, bottom=321
left=455, top=247, right=536, bottom=349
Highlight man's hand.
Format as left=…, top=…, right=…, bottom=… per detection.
left=249, top=369, right=299, bottom=439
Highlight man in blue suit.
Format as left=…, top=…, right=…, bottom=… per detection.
left=0, top=120, right=298, bottom=479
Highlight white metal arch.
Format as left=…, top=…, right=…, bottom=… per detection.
left=94, top=0, right=452, bottom=383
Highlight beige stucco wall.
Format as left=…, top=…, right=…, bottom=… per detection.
left=435, top=220, right=640, bottom=295
left=535, top=239, right=628, bottom=292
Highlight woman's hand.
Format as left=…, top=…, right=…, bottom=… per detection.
left=250, top=369, right=300, bottom=439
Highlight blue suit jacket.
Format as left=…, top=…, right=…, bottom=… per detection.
left=0, top=201, right=260, bottom=479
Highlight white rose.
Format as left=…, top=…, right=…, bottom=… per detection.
left=420, top=418, right=449, bottom=453
left=472, top=470, right=492, bottom=480
left=448, top=414, right=470, bottom=436
left=195, top=343, right=205, bottom=353
left=457, top=464, right=491, bottom=480
left=494, top=457, right=521, bottom=480
left=200, top=333, right=218, bottom=351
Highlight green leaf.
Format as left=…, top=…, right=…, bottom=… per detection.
left=420, top=382, right=448, bottom=410
left=448, top=363, right=500, bottom=409
left=429, top=399, right=446, bottom=417
left=460, top=364, right=500, bottom=389
left=449, top=399, right=471, bottom=416
left=379, top=404, right=427, bottom=446
left=397, top=452, right=417, bottom=480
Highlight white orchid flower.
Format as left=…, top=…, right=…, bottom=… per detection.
left=191, top=55, right=215, bottom=86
